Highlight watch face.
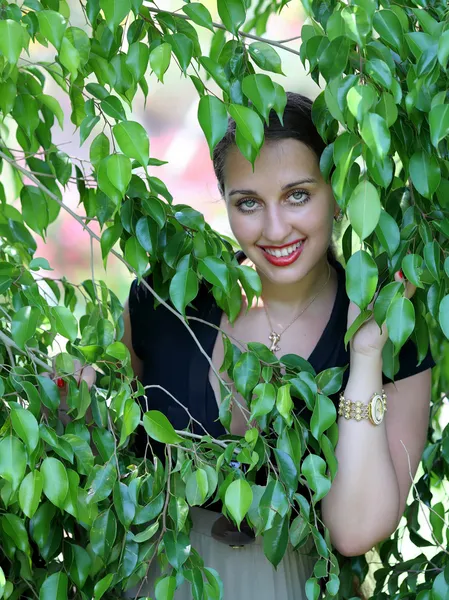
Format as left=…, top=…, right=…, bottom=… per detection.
left=370, top=394, right=385, bottom=425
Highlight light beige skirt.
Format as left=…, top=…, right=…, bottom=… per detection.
left=124, top=507, right=317, bottom=599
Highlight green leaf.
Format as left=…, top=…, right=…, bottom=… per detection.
left=432, top=571, right=448, bottom=600
left=360, top=113, right=390, bottom=160
left=276, top=384, right=294, bottom=426
left=375, top=92, right=398, bottom=127
left=430, top=104, right=449, bottom=148
left=101, top=95, right=127, bottom=120
left=198, top=257, right=231, bottom=293
left=132, top=521, right=159, bottom=543
left=344, top=309, right=373, bottom=349
left=107, top=154, right=132, bottom=196
left=217, top=0, right=246, bottom=36
left=19, top=471, right=43, bottom=518
left=38, top=94, right=64, bottom=129
left=439, top=295, right=449, bottom=341
left=90, top=132, right=110, bottom=168
left=229, top=104, right=264, bottom=155
left=199, top=56, right=230, bottom=93
left=80, top=115, right=100, bottom=145
left=224, top=479, right=253, bottom=528
left=438, top=30, right=449, bottom=68
left=39, top=572, right=68, bottom=600
left=113, top=482, right=136, bottom=528
left=51, top=306, right=78, bottom=341
left=248, top=42, right=283, bottom=74
left=346, top=83, right=377, bottom=122
left=155, top=576, right=176, bottom=600
left=59, top=36, right=81, bottom=78
left=69, top=544, right=91, bottom=589
left=305, top=577, right=320, bottom=600
left=319, top=36, right=350, bottom=82
left=11, top=406, right=39, bottom=452
left=346, top=250, right=378, bottom=309
left=94, top=574, right=114, bottom=600
left=301, top=454, right=331, bottom=503
left=409, top=151, right=441, bottom=199
left=99, top=0, right=131, bottom=32
left=0, top=19, right=24, bottom=64
left=402, top=254, right=424, bottom=289
left=37, top=11, right=66, bottom=49
left=143, top=410, right=184, bottom=444
left=373, top=10, right=404, bottom=54
left=186, top=469, right=208, bottom=506
left=375, top=211, right=400, bottom=257
left=126, top=42, right=149, bottom=82
left=125, top=237, right=148, bottom=277
left=242, top=74, right=276, bottom=124
left=287, top=375, right=313, bottom=412
left=149, top=42, right=172, bottom=83
left=87, top=462, right=117, bottom=503
left=113, top=121, right=150, bottom=166
left=310, top=394, right=337, bottom=440
left=41, top=457, right=69, bottom=508
left=365, top=58, right=393, bottom=89
left=347, top=180, right=381, bottom=240
left=289, top=514, right=309, bottom=548
left=11, top=306, right=40, bottom=349
left=198, top=96, right=228, bottom=158
left=233, top=352, right=261, bottom=398
left=2, top=513, right=29, bottom=554
left=341, top=5, right=370, bottom=47
left=373, top=282, right=402, bottom=328
left=182, top=3, right=214, bottom=32
left=169, top=268, right=198, bottom=316
left=169, top=33, right=193, bottom=74
left=386, top=296, right=415, bottom=354
left=163, top=530, right=191, bottom=570
left=273, top=449, right=298, bottom=498
left=250, top=383, right=276, bottom=419
left=90, top=509, right=117, bottom=561
left=263, top=513, right=288, bottom=568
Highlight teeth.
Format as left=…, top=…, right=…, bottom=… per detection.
left=265, top=241, right=303, bottom=257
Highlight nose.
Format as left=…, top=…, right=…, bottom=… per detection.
left=262, top=204, right=293, bottom=244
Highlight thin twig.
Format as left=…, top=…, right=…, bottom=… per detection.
left=143, top=5, right=301, bottom=57
left=0, top=150, right=232, bottom=397
left=0, top=330, right=50, bottom=371
left=400, top=440, right=449, bottom=556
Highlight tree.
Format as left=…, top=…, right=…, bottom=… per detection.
left=0, top=0, right=448, bottom=598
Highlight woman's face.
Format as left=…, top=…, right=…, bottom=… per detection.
left=223, top=138, right=337, bottom=286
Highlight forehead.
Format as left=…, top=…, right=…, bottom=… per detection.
left=222, top=138, right=321, bottom=192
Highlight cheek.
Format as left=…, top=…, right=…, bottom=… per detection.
left=227, top=210, right=261, bottom=245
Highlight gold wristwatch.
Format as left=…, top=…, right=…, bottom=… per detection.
left=338, top=390, right=387, bottom=425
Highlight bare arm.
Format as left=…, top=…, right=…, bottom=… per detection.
left=321, top=353, right=431, bottom=557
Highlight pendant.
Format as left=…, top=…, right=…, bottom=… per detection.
left=268, top=331, right=281, bottom=353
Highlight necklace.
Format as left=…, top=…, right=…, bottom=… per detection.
left=262, top=264, right=331, bottom=353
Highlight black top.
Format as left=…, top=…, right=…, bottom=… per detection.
left=128, top=260, right=434, bottom=457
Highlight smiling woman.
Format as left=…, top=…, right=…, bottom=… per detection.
left=123, top=93, right=434, bottom=598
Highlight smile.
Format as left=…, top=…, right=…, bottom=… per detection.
left=258, top=239, right=305, bottom=266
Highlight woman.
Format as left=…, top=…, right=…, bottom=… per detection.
left=75, top=93, right=434, bottom=598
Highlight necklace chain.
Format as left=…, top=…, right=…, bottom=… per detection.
left=262, top=264, right=331, bottom=353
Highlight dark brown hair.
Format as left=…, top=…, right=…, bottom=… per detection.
left=212, top=92, right=327, bottom=195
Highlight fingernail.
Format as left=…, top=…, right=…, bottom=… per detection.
left=397, top=270, right=404, bottom=280
left=56, top=378, right=65, bottom=389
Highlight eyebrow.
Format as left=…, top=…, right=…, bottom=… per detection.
left=228, top=178, right=318, bottom=197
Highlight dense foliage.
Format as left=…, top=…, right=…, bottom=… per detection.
left=0, top=0, right=448, bottom=598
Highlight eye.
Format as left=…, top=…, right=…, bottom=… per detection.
left=236, top=198, right=260, bottom=213
left=287, top=189, right=310, bottom=205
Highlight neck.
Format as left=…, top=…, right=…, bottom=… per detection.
left=259, top=256, right=332, bottom=312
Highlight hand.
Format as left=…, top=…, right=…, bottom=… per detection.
left=41, top=358, right=96, bottom=424
left=347, top=271, right=416, bottom=358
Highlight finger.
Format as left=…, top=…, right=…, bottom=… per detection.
left=78, top=365, right=96, bottom=390
left=394, top=270, right=416, bottom=300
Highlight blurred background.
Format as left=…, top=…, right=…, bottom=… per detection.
left=23, top=0, right=315, bottom=301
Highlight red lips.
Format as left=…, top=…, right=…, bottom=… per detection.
left=258, top=240, right=305, bottom=267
